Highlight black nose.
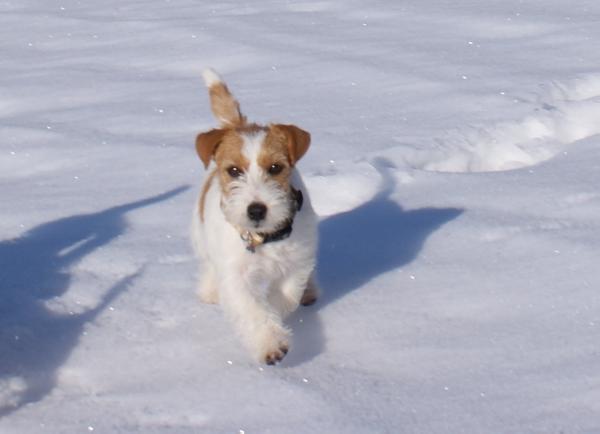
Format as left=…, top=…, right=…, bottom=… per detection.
left=247, top=202, right=267, bottom=222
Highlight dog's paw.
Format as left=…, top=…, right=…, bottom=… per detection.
left=264, top=343, right=289, bottom=365
left=255, top=326, right=290, bottom=365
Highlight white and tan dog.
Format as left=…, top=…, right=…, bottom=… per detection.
left=192, top=69, right=319, bottom=365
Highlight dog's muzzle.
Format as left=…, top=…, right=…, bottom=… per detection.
left=239, top=187, right=303, bottom=253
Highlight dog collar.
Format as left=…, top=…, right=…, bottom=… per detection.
left=240, top=187, right=303, bottom=253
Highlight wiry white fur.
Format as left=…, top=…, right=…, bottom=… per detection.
left=191, top=133, right=318, bottom=364
left=202, top=68, right=222, bottom=88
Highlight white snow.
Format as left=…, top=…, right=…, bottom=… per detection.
left=2, top=0, right=600, bottom=433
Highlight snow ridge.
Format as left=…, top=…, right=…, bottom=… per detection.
left=409, top=75, right=600, bottom=173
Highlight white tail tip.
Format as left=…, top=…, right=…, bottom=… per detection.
left=202, top=68, right=222, bottom=88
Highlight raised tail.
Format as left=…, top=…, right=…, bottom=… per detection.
left=202, top=68, right=246, bottom=128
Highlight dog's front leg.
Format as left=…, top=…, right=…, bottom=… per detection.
left=220, top=277, right=290, bottom=365
left=198, top=261, right=219, bottom=304
left=270, top=269, right=316, bottom=317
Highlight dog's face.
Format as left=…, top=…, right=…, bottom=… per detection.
left=196, top=123, right=310, bottom=232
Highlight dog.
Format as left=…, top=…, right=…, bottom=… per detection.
left=191, top=69, right=319, bottom=365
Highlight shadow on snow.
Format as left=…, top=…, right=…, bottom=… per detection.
left=0, top=186, right=188, bottom=417
left=285, top=159, right=463, bottom=366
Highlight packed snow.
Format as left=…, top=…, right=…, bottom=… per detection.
left=2, top=0, right=600, bottom=433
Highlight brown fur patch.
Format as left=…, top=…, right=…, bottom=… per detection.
left=196, top=128, right=226, bottom=168
left=196, top=124, right=310, bottom=200
left=270, top=124, right=311, bottom=166
left=208, top=82, right=246, bottom=128
left=259, top=126, right=295, bottom=190
left=199, top=169, right=217, bottom=222
left=213, top=130, right=249, bottom=196
left=236, top=123, right=266, bottom=136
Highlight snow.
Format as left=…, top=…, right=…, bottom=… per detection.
left=2, top=0, right=600, bottom=432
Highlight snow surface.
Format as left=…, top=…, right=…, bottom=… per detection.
left=2, top=0, right=600, bottom=432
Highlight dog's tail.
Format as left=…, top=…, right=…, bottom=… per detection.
left=202, top=68, right=247, bottom=128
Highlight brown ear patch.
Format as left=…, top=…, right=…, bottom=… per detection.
left=196, top=128, right=226, bottom=168
left=270, top=124, right=311, bottom=166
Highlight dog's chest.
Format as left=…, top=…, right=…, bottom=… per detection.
left=237, top=239, right=301, bottom=279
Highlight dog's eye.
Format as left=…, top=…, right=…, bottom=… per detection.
left=227, top=166, right=243, bottom=178
left=268, top=163, right=284, bottom=175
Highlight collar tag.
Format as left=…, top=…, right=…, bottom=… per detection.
left=241, top=230, right=262, bottom=253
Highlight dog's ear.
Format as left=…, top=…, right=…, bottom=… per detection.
left=196, top=128, right=226, bottom=168
left=273, top=124, right=311, bottom=166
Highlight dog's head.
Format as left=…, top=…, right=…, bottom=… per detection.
left=196, top=69, right=310, bottom=233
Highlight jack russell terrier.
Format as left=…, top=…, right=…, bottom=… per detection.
left=192, top=69, right=319, bottom=365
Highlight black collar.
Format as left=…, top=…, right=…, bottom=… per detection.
left=241, top=187, right=303, bottom=253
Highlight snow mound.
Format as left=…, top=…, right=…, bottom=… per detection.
left=411, top=75, right=600, bottom=173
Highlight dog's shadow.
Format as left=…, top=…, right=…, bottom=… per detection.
left=284, top=160, right=463, bottom=366
left=0, top=186, right=188, bottom=417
